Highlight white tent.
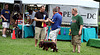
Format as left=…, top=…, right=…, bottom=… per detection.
left=0, top=0, right=99, bottom=38
left=0, top=0, right=99, bottom=8
left=0, top=0, right=99, bottom=26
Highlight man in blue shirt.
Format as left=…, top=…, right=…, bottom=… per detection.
left=49, top=8, right=62, bottom=45
left=1, top=4, right=10, bottom=37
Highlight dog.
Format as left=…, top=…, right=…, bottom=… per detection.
left=39, top=41, right=58, bottom=52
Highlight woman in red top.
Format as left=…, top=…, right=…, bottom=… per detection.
left=56, top=6, right=62, bottom=16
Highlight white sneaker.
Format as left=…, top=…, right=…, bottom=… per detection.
left=2, top=35, right=6, bottom=37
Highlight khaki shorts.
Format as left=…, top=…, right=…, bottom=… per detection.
left=71, top=35, right=81, bottom=46
left=49, top=28, right=60, bottom=40
left=35, top=27, right=46, bottom=40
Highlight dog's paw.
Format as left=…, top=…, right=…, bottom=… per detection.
left=43, top=48, right=45, bottom=50
left=56, top=49, right=58, bottom=52
left=46, top=49, right=48, bottom=51
left=53, top=50, right=55, bottom=52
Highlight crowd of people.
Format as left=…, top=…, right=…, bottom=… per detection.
left=0, top=4, right=83, bottom=53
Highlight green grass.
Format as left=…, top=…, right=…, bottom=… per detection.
left=0, top=36, right=100, bottom=55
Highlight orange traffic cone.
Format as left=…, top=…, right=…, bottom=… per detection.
left=12, top=30, right=16, bottom=39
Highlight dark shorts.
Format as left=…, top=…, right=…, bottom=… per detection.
left=71, top=35, right=81, bottom=46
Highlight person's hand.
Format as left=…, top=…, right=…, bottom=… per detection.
left=79, top=30, right=82, bottom=35
left=4, top=19, right=7, bottom=21
left=48, top=19, right=51, bottom=22
left=44, top=20, right=47, bottom=22
left=44, top=19, right=49, bottom=22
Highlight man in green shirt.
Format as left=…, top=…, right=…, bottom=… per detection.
left=70, top=8, right=83, bottom=53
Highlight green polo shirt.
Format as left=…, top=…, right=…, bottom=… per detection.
left=71, top=14, right=83, bottom=35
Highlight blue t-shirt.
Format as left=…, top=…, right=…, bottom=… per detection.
left=1, top=9, right=10, bottom=23
left=51, top=13, right=62, bottom=30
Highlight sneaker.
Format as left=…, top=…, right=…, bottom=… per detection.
left=2, top=35, right=6, bottom=37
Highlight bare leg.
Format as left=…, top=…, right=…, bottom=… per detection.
left=55, top=39, right=57, bottom=44
left=52, top=39, right=57, bottom=49
left=77, top=45, right=81, bottom=53
left=52, top=40, right=56, bottom=44
left=35, top=39, right=38, bottom=47
left=73, top=45, right=76, bottom=52
left=2, top=28, right=6, bottom=35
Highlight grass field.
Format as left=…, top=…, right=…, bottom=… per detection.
left=0, top=36, right=100, bottom=55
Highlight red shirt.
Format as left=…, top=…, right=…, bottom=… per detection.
left=58, top=12, right=62, bottom=16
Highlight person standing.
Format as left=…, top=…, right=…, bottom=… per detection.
left=31, top=11, right=36, bottom=26
left=49, top=8, right=62, bottom=46
left=26, top=9, right=33, bottom=24
left=1, top=4, right=10, bottom=37
left=70, top=8, right=83, bottom=53
left=34, top=5, right=48, bottom=47
left=31, top=11, right=36, bottom=39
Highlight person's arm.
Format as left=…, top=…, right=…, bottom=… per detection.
left=1, top=10, right=7, bottom=21
left=44, top=18, right=49, bottom=22
left=34, top=17, right=45, bottom=22
left=1, top=15, right=7, bottom=21
left=48, top=19, right=54, bottom=24
left=34, top=12, right=45, bottom=22
left=31, top=11, right=35, bottom=24
left=78, top=16, right=83, bottom=35
left=48, top=16, right=57, bottom=24
left=79, top=25, right=83, bottom=35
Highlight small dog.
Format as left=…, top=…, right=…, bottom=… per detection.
left=39, top=41, right=58, bottom=52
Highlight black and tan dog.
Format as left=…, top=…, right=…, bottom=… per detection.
left=39, top=41, right=58, bottom=52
